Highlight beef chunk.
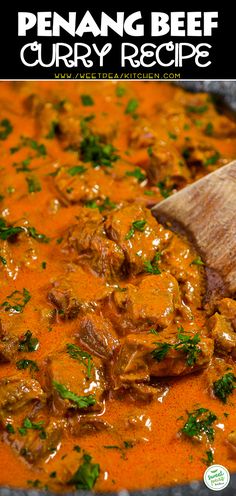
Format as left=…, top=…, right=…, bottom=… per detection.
left=63, top=204, right=171, bottom=280
left=0, top=376, right=45, bottom=417
left=75, top=313, right=120, bottom=359
left=208, top=312, right=236, bottom=357
left=69, top=415, right=113, bottom=436
left=48, top=265, right=112, bottom=319
left=63, top=208, right=125, bottom=280
left=108, top=273, right=181, bottom=335
left=147, top=140, right=190, bottom=186
left=5, top=418, right=62, bottom=464
left=217, top=298, right=236, bottom=331
left=161, top=235, right=205, bottom=307
left=0, top=318, right=19, bottom=363
left=111, top=329, right=213, bottom=386
left=104, top=204, right=171, bottom=276
left=54, top=160, right=150, bottom=207
left=55, top=165, right=116, bottom=205
left=45, top=351, right=105, bottom=415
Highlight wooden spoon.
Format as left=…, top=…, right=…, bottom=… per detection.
left=151, top=160, right=236, bottom=299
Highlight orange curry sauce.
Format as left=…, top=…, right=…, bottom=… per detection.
left=0, top=81, right=236, bottom=492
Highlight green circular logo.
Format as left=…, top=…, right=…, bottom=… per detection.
left=204, top=464, right=230, bottom=491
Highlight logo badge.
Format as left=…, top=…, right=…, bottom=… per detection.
left=204, top=464, right=230, bottom=491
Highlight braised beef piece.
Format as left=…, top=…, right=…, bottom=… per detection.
left=48, top=265, right=112, bottom=319
left=62, top=204, right=171, bottom=280
left=107, top=273, right=182, bottom=335
left=62, top=208, right=125, bottom=280
left=111, top=329, right=214, bottom=388
left=55, top=166, right=116, bottom=205
left=5, top=418, right=63, bottom=464
left=44, top=351, right=105, bottom=415
left=208, top=312, right=236, bottom=357
left=69, top=416, right=113, bottom=436
left=217, top=298, right=236, bottom=331
left=0, top=376, right=45, bottom=416
left=147, top=140, right=190, bottom=187
left=75, top=313, right=119, bottom=360
left=161, top=235, right=205, bottom=307
left=104, top=203, right=171, bottom=276
left=0, top=319, right=19, bottom=363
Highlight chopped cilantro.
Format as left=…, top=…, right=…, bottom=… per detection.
left=1, top=288, right=31, bottom=313
left=205, top=122, right=214, bottom=136
left=80, top=134, right=119, bottom=168
left=181, top=407, right=217, bottom=441
left=0, top=119, right=13, bottom=140
left=213, top=372, right=236, bottom=403
left=126, top=219, right=147, bottom=240
left=18, top=330, right=39, bottom=352
left=125, top=99, right=139, bottom=116
left=191, top=256, right=205, bottom=266
left=81, top=95, right=94, bottom=106
left=126, top=167, right=146, bottom=182
left=168, top=132, right=177, bottom=140
left=27, top=226, right=50, bottom=243
left=68, top=453, right=100, bottom=490
left=46, top=121, right=58, bottom=139
left=26, top=176, right=42, bottom=193
left=202, top=449, right=214, bottom=466
left=53, top=381, right=96, bottom=409
left=0, top=255, right=7, bottom=265
left=0, top=218, right=24, bottom=240
left=152, top=328, right=201, bottom=367
left=187, top=105, right=209, bottom=114
left=116, top=86, right=126, bottom=97
left=204, top=151, right=221, bottom=166
left=16, top=358, right=39, bottom=372
left=66, top=343, right=94, bottom=379
left=67, top=165, right=87, bottom=176
left=144, top=252, right=161, bottom=275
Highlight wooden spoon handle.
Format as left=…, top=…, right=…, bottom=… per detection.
left=152, top=161, right=236, bottom=296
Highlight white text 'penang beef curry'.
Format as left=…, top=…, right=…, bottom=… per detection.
left=0, top=81, right=236, bottom=492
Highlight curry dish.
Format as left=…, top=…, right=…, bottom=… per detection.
left=1, top=81, right=236, bottom=492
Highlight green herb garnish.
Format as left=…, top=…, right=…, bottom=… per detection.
left=1, top=288, right=31, bottom=313
left=0, top=218, right=24, bottom=240
left=144, top=252, right=161, bottom=275
left=66, top=343, right=94, bottom=379
left=0, top=119, right=13, bottom=140
left=126, top=167, right=146, bottom=182
left=126, top=219, right=147, bottom=240
left=190, top=256, right=205, bottom=266
left=213, top=372, right=236, bottom=403
left=187, top=105, right=208, bottom=114
left=125, top=99, right=139, bottom=116
left=204, top=151, right=220, bottom=166
left=18, top=417, right=45, bottom=437
left=116, top=86, right=126, bottom=97
left=81, top=95, right=94, bottom=106
left=67, top=165, right=87, bottom=176
left=152, top=328, right=201, bottom=367
left=26, top=176, right=42, bottom=193
left=80, top=134, right=119, bottom=168
left=69, top=453, right=100, bottom=490
left=181, top=407, right=217, bottom=441
left=202, top=449, right=214, bottom=466
left=27, top=226, right=50, bottom=244
left=205, top=122, right=214, bottom=136
left=53, top=381, right=96, bottom=409
left=16, top=359, right=39, bottom=372
left=18, top=330, right=39, bottom=352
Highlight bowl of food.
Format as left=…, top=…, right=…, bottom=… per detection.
left=0, top=80, right=236, bottom=495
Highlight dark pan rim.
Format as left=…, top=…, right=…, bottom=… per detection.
left=1, top=81, right=236, bottom=496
